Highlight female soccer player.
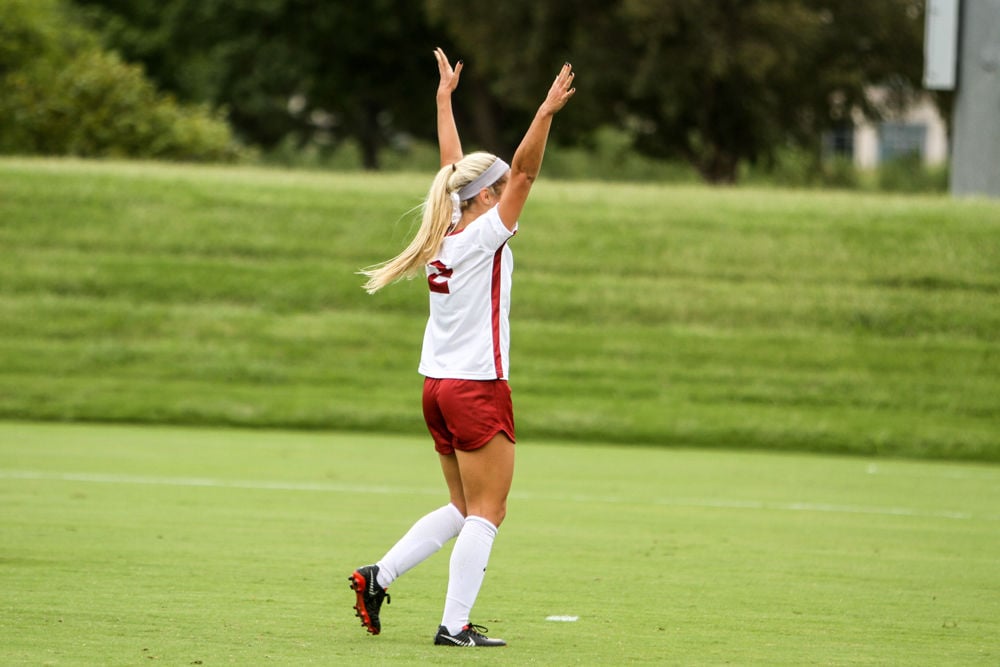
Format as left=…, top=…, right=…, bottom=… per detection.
left=349, top=47, right=575, bottom=648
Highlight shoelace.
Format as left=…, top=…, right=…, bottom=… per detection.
left=464, top=623, right=490, bottom=636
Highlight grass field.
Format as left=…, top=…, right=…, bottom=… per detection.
left=1, top=157, right=999, bottom=460
left=1, top=421, right=998, bottom=665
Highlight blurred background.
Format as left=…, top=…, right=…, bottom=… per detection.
left=0, top=0, right=954, bottom=192
left=2, top=0, right=997, bottom=460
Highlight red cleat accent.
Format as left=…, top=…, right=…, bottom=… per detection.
left=348, top=566, right=389, bottom=635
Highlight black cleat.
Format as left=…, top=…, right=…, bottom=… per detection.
left=349, top=565, right=390, bottom=635
left=433, top=623, right=506, bottom=647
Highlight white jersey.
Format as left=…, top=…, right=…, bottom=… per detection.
left=418, top=206, right=517, bottom=380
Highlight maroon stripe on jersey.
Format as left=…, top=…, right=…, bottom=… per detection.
left=490, top=244, right=506, bottom=379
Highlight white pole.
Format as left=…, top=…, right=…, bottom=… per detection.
left=949, top=0, right=1000, bottom=198
left=925, top=0, right=960, bottom=90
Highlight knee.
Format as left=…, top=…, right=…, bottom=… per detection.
left=465, top=499, right=506, bottom=527
left=484, top=501, right=507, bottom=528
left=450, top=496, right=467, bottom=517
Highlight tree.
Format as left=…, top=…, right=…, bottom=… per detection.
left=605, top=0, right=925, bottom=182
left=429, top=0, right=927, bottom=183
left=73, top=0, right=927, bottom=182
left=0, top=0, right=239, bottom=160
left=423, top=0, right=620, bottom=156
left=76, top=0, right=444, bottom=169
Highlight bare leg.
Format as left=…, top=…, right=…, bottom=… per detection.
left=440, top=432, right=515, bottom=633
left=439, top=452, right=467, bottom=517
left=454, top=432, right=514, bottom=527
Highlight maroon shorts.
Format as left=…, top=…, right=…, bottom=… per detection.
left=422, top=378, right=516, bottom=455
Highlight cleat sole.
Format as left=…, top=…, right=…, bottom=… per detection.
left=348, top=572, right=379, bottom=635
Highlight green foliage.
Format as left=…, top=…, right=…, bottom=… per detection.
left=753, top=150, right=862, bottom=191
left=0, top=0, right=91, bottom=72
left=542, top=125, right=700, bottom=182
left=72, top=0, right=931, bottom=182
left=1, top=159, right=998, bottom=460
left=877, top=153, right=949, bottom=193
left=75, top=0, right=438, bottom=167
left=821, top=155, right=863, bottom=189
left=743, top=145, right=827, bottom=188
left=0, top=0, right=242, bottom=160
left=260, top=130, right=700, bottom=183
left=3, top=422, right=1000, bottom=664
left=742, top=145, right=948, bottom=193
left=428, top=1, right=928, bottom=184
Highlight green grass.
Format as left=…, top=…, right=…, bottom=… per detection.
left=1, top=158, right=999, bottom=460
left=1, top=420, right=998, bottom=665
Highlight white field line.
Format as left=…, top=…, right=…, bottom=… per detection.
left=0, top=469, right=438, bottom=497
left=511, top=491, right=987, bottom=521
left=1, top=469, right=995, bottom=522
left=864, top=463, right=1000, bottom=481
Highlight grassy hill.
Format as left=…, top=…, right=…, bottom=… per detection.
left=1, top=157, right=998, bottom=460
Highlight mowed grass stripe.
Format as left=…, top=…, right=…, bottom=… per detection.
left=2, top=158, right=999, bottom=460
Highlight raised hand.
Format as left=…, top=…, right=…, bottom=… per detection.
left=434, top=47, right=463, bottom=97
left=539, top=62, right=576, bottom=116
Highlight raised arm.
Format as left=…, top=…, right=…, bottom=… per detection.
left=434, top=47, right=464, bottom=167
left=497, top=63, right=576, bottom=231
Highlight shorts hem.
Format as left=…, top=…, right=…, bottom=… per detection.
left=462, top=427, right=516, bottom=452
left=424, top=378, right=515, bottom=455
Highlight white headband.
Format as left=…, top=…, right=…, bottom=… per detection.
left=456, top=158, right=510, bottom=201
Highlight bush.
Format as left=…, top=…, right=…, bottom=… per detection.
left=742, top=145, right=951, bottom=194
left=0, top=0, right=243, bottom=161
left=876, top=153, right=949, bottom=193
left=819, top=156, right=861, bottom=190
left=741, top=146, right=859, bottom=190
left=750, top=145, right=824, bottom=188
left=542, top=126, right=699, bottom=182
left=0, top=0, right=91, bottom=74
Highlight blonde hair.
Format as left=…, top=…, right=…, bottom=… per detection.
left=361, top=152, right=503, bottom=294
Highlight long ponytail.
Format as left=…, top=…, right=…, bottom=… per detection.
left=361, top=152, right=500, bottom=294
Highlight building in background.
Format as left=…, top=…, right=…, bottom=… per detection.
left=824, top=88, right=949, bottom=169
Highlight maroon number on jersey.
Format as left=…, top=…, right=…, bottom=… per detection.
left=428, top=261, right=452, bottom=294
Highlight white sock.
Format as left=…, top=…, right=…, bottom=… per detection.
left=375, top=503, right=465, bottom=589
left=440, top=515, right=498, bottom=635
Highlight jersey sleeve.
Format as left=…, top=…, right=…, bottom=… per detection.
left=464, top=206, right=516, bottom=252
